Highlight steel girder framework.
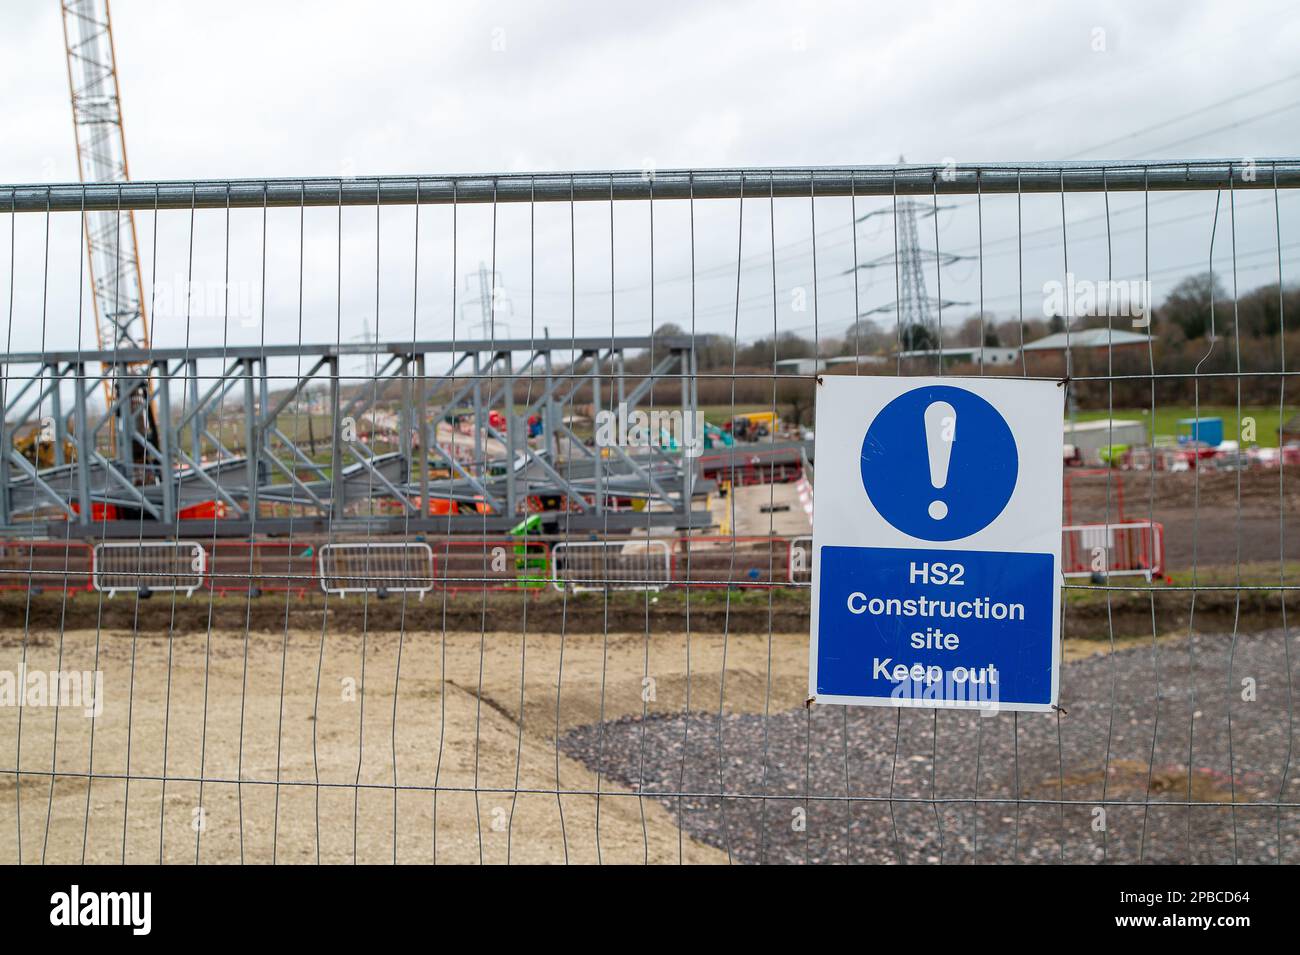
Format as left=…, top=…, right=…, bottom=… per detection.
left=0, top=336, right=710, bottom=536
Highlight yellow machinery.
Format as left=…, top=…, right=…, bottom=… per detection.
left=731, top=411, right=779, bottom=440
left=13, top=422, right=75, bottom=470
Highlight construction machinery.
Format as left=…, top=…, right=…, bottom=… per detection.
left=13, top=420, right=75, bottom=470
left=729, top=411, right=779, bottom=441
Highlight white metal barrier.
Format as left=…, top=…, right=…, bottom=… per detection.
left=92, top=541, right=206, bottom=598
left=319, top=542, right=435, bottom=598
left=551, top=539, right=672, bottom=592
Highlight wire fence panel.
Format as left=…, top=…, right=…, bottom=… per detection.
left=0, top=160, right=1297, bottom=865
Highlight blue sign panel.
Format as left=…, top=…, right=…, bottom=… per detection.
left=816, top=545, right=1055, bottom=706
left=859, top=384, right=1018, bottom=542
left=811, top=377, right=1064, bottom=711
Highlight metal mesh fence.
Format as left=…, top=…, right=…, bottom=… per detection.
left=0, top=161, right=1297, bottom=863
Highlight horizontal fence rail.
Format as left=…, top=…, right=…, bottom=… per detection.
left=7, top=160, right=1300, bottom=213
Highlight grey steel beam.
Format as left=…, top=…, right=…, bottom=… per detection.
left=399, top=357, right=413, bottom=486
left=415, top=354, right=429, bottom=513
left=0, top=361, right=9, bottom=525
left=328, top=357, right=344, bottom=513
left=173, top=358, right=243, bottom=433
left=243, top=358, right=259, bottom=517
left=0, top=336, right=701, bottom=366
left=50, top=369, right=66, bottom=467
left=6, top=450, right=75, bottom=518
left=589, top=350, right=602, bottom=515
left=86, top=449, right=159, bottom=518
left=543, top=346, right=558, bottom=463
left=3, top=366, right=51, bottom=424
left=502, top=353, right=517, bottom=519
left=267, top=425, right=329, bottom=481
left=262, top=356, right=328, bottom=422
left=422, top=438, right=500, bottom=509
left=187, top=359, right=201, bottom=465
left=260, top=446, right=326, bottom=510
left=154, top=366, right=176, bottom=522
left=48, top=510, right=717, bottom=538
left=72, top=366, right=92, bottom=524
left=168, top=445, right=246, bottom=518
left=682, top=348, right=698, bottom=508
left=338, top=352, right=403, bottom=425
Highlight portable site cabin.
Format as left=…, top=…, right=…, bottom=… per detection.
left=1177, top=417, right=1224, bottom=448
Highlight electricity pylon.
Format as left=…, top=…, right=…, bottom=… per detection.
left=848, top=199, right=969, bottom=344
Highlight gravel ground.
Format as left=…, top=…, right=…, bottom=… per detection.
left=560, top=628, right=1300, bottom=864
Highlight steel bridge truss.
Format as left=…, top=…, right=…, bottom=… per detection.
left=0, top=336, right=709, bottom=536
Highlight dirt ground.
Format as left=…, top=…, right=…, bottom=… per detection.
left=711, top=482, right=812, bottom=537
left=708, top=468, right=1300, bottom=574
left=0, top=626, right=807, bottom=865
left=1065, top=468, right=1300, bottom=569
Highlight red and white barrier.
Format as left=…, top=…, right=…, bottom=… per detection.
left=1062, top=521, right=1164, bottom=581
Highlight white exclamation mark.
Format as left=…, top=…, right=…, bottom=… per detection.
left=924, top=401, right=956, bottom=520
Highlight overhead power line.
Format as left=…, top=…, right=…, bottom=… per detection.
left=1066, top=68, right=1300, bottom=159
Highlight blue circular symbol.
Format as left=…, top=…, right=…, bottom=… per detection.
left=860, top=385, right=1018, bottom=541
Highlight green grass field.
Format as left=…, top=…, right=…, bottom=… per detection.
left=1071, top=405, right=1297, bottom=447
left=704, top=402, right=1298, bottom=446
left=699, top=404, right=792, bottom=427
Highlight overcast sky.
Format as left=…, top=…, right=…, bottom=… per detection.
left=4, top=0, right=1300, bottom=367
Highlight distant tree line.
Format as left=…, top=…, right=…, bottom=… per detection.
left=614, top=274, right=1300, bottom=417
left=361, top=273, right=1298, bottom=426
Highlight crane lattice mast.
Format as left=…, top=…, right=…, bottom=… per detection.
left=60, top=0, right=157, bottom=466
